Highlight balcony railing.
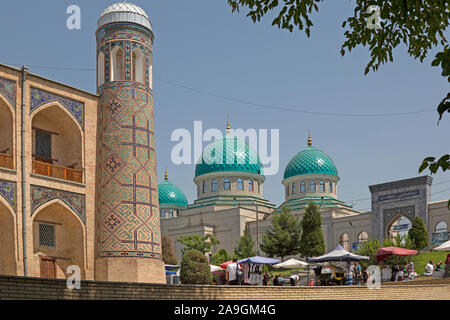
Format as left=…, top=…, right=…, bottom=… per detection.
left=32, top=160, right=83, bottom=183
left=0, top=153, right=13, bottom=169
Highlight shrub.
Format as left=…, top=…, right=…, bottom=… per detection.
left=180, top=250, right=211, bottom=285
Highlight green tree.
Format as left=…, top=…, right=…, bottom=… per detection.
left=234, top=228, right=257, bottom=259
left=408, top=217, right=428, bottom=250
left=177, top=234, right=220, bottom=255
left=180, top=249, right=212, bottom=284
left=211, top=249, right=232, bottom=265
left=355, top=239, right=381, bottom=268
left=260, top=206, right=302, bottom=260
left=299, top=201, right=325, bottom=257
left=227, top=0, right=449, bottom=207
left=161, top=233, right=177, bottom=265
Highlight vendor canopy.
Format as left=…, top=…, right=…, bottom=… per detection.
left=307, top=245, right=369, bottom=263
left=376, top=246, right=418, bottom=263
left=238, top=256, right=281, bottom=265
left=273, top=258, right=308, bottom=269
left=434, top=240, right=450, bottom=251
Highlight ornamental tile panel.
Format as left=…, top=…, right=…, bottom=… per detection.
left=30, top=185, right=85, bottom=224
left=0, top=77, right=16, bottom=109
left=30, top=87, right=84, bottom=130
left=0, top=180, right=16, bottom=213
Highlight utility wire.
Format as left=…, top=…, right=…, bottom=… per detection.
left=5, top=62, right=436, bottom=118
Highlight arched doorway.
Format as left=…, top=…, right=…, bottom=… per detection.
left=0, top=200, right=16, bottom=275
left=387, top=215, right=412, bottom=244
left=31, top=104, right=83, bottom=183
left=32, top=201, right=85, bottom=279
left=0, top=95, right=14, bottom=169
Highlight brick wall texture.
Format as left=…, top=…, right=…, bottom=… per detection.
left=0, top=275, right=449, bottom=300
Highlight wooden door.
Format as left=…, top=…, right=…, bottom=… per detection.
left=40, top=257, right=56, bottom=278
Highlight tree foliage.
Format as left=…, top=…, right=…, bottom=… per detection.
left=161, top=233, right=177, bottom=265
left=299, top=201, right=325, bottom=257
left=407, top=217, right=429, bottom=251
left=180, top=249, right=212, bottom=284
left=227, top=0, right=450, bottom=205
left=260, top=206, right=302, bottom=260
left=177, top=234, right=220, bottom=255
left=355, top=238, right=381, bottom=269
left=211, top=248, right=232, bottom=265
left=234, top=228, right=257, bottom=259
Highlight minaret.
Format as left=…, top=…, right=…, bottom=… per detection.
left=95, top=2, right=165, bottom=283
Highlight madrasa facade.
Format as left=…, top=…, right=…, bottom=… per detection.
left=0, top=2, right=448, bottom=282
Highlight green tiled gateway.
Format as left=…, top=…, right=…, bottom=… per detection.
left=158, top=179, right=188, bottom=208
left=195, top=135, right=263, bottom=178
left=284, top=146, right=338, bottom=179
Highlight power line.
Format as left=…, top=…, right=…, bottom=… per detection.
left=4, top=62, right=436, bottom=118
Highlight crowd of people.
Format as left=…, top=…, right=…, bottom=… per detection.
left=222, top=257, right=447, bottom=286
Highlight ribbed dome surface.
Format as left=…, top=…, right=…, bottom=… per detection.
left=158, top=180, right=188, bottom=207
left=195, top=135, right=263, bottom=178
left=284, top=146, right=338, bottom=179
left=98, top=2, right=152, bottom=30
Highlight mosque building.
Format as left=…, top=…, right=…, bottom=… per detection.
left=160, top=126, right=449, bottom=263
left=0, top=2, right=448, bottom=281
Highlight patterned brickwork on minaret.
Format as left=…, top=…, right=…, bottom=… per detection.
left=95, top=4, right=165, bottom=283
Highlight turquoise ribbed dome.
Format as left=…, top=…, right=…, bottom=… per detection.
left=284, top=146, right=338, bottom=179
left=158, top=179, right=188, bottom=207
left=195, top=135, right=263, bottom=178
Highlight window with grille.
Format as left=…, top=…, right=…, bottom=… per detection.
left=35, top=130, right=52, bottom=161
left=39, top=223, right=55, bottom=248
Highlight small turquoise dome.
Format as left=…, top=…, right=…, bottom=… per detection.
left=195, top=134, right=263, bottom=178
left=158, top=179, right=188, bottom=208
left=284, top=145, right=338, bottom=179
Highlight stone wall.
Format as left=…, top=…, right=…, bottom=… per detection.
left=1, top=275, right=449, bottom=300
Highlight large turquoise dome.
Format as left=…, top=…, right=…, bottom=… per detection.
left=195, top=135, right=263, bottom=178
left=284, top=145, right=338, bottom=179
left=158, top=179, right=188, bottom=208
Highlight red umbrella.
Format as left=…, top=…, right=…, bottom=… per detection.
left=376, top=246, right=418, bottom=263
left=220, top=260, right=234, bottom=269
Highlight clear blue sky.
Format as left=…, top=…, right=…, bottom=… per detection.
left=1, top=0, right=449, bottom=210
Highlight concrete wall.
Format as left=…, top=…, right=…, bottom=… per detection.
left=1, top=275, right=450, bottom=300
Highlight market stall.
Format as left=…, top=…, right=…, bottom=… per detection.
left=273, top=258, right=308, bottom=269
left=237, top=256, right=281, bottom=285
left=307, top=245, right=369, bottom=286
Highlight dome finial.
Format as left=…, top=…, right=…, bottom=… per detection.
left=226, top=118, right=231, bottom=134
left=164, top=169, right=168, bottom=180
left=307, top=130, right=312, bottom=146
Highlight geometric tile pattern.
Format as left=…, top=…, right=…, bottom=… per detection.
left=284, top=145, right=339, bottom=179
left=98, top=80, right=160, bottom=258
left=30, top=185, right=85, bottom=224
left=97, top=23, right=159, bottom=259
left=0, top=77, right=16, bottom=109
left=0, top=180, right=16, bottom=213
left=195, top=135, right=264, bottom=178
left=30, top=87, right=84, bottom=130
